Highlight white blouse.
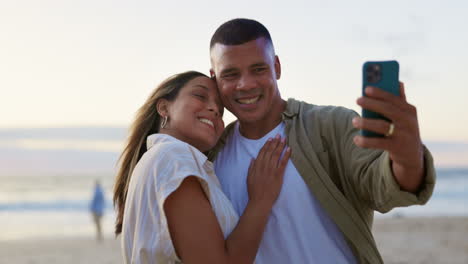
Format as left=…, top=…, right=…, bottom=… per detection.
left=121, top=134, right=239, bottom=264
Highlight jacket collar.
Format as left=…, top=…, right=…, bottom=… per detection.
left=282, top=98, right=300, bottom=119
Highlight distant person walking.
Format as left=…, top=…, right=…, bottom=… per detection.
left=90, top=179, right=105, bottom=242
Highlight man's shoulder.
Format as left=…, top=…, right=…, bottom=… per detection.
left=287, top=98, right=358, bottom=122
left=207, top=121, right=237, bottom=161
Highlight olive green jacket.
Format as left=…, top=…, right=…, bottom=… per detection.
left=209, top=98, right=436, bottom=264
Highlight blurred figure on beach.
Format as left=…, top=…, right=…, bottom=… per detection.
left=90, top=179, right=105, bottom=242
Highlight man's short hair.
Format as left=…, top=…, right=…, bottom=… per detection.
left=210, top=18, right=273, bottom=49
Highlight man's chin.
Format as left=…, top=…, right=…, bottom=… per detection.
left=234, top=112, right=263, bottom=124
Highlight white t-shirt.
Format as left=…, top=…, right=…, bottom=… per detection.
left=121, top=134, right=239, bottom=264
left=214, top=122, right=356, bottom=264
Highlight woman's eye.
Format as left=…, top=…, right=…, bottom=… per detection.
left=194, top=94, right=206, bottom=99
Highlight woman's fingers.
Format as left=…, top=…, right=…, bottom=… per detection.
left=270, top=137, right=286, bottom=167
left=247, top=136, right=291, bottom=205
left=256, top=139, right=270, bottom=163
left=253, top=135, right=290, bottom=173
left=256, top=135, right=279, bottom=164
left=278, top=147, right=291, bottom=170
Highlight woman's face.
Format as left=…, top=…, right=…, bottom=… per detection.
left=163, top=76, right=225, bottom=152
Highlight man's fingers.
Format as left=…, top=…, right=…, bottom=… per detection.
left=399, top=82, right=406, bottom=101
left=364, top=86, right=409, bottom=110
left=364, top=85, right=399, bottom=100
left=352, top=117, right=393, bottom=136
left=357, top=94, right=418, bottom=127
left=357, top=96, right=401, bottom=122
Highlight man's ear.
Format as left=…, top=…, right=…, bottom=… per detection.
left=274, top=55, right=281, bottom=80
left=156, top=99, right=170, bottom=117
left=209, top=69, right=215, bottom=79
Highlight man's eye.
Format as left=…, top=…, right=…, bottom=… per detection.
left=194, top=94, right=206, bottom=99
left=222, top=73, right=238, bottom=79
left=254, top=67, right=267, bottom=73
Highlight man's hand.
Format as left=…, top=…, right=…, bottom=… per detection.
left=352, top=82, right=425, bottom=193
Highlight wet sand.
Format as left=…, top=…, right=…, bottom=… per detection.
left=1, top=216, right=467, bottom=264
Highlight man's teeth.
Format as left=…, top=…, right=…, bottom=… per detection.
left=199, top=118, right=214, bottom=127
left=237, top=96, right=259, bottom=104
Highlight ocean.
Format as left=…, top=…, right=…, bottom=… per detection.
left=0, top=174, right=116, bottom=241
left=0, top=127, right=467, bottom=241
left=1, top=169, right=467, bottom=241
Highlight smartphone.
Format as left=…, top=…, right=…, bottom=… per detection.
left=361, top=60, right=400, bottom=137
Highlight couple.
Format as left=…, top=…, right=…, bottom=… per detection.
left=113, top=18, right=436, bottom=263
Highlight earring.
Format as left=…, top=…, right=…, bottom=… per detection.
left=160, top=116, right=168, bottom=129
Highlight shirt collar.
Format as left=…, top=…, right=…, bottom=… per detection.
left=146, top=133, right=209, bottom=163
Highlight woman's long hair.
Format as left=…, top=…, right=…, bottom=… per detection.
left=113, top=71, right=208, bottom=235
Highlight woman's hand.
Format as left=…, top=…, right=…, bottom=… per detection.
left=247, top=134, right=291, bottom=208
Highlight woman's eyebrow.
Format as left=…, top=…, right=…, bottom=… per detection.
left=193, top=85, right=208, bottom=90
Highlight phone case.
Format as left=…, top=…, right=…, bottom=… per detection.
left=361, top=60, right=400, bottom=137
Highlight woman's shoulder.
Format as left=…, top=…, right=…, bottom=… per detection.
left=144, top=134, right=201, bottom=161
left=147, top=133, right=190, bottom=152
left=140, top=134, right=208, bottom=175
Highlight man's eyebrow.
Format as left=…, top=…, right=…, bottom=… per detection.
left=250, top=62, right=268, bottom=68
left=220, top=67, right=238, bottom=75
left=219, top=62, right=268, bottom=75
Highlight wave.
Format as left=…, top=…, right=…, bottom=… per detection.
left=0, top=200, right=112, bottom=212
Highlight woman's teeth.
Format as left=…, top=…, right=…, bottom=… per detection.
left=199, top=118, right=214, bottom=127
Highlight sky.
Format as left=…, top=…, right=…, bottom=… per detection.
left=1, top=0, right=467, bottom=142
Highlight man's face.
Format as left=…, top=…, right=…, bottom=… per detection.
left=210, top=38, right=281, bottom=124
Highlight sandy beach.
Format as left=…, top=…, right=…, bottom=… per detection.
left=373, top=216, right=468, bottom=264
left=0, top=236, right=122, bottom=264
left=1, top=216, right=467, bottom=264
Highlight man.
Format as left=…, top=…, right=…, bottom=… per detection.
left=208, top=18, right=436, bottom=263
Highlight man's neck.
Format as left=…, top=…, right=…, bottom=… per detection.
left=238, top=99, right=286, bottom=139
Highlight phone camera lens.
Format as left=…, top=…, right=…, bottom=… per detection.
left=366, top=64, right=381, bottom=83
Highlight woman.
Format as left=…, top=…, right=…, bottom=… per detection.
left=113, top=71, right=291, bottom=263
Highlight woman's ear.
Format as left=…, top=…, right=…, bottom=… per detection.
left=156, top=99, right=170, bottom=117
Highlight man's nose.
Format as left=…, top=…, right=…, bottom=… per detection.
left=236, top=73, right=256, bottom=91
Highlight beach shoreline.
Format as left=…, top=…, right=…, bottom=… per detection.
left=1, top=216, right=467, bottom=264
